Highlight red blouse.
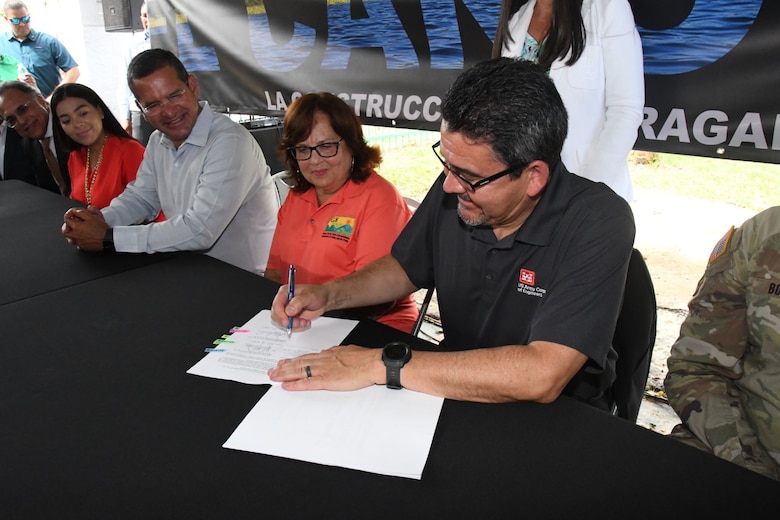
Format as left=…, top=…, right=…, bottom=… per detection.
left=68, top=134, right=145, bottom=209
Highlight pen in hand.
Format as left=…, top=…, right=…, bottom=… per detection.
left=287, top=264, right=296, bottom=337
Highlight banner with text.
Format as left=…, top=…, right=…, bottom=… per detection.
left=150, top=0, right=780, bottom=164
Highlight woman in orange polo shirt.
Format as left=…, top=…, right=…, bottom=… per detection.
left=265, top=92, right=417, bottom=333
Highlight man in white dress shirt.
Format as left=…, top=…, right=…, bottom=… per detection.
left=61, top=49, right=277, bottom=274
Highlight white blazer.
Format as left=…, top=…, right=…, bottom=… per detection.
left=502, top=0, right=644, bottom=201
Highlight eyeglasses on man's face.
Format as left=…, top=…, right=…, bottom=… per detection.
left=288, top=138, right=344, bottom=161
left=3, top=100, right=32, bottom=129
left=8, top=15, right=31, bottom=25
left=432, top=140, right=526, bottom=192
left=137, top=89, right=187, bottom=116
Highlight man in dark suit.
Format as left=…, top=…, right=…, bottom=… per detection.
left=1, top=123, right=36, bottom=185
left=0, top=80, right=69, bottom=195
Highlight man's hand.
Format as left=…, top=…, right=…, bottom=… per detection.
left=62, top=206, right=109, bottom=252
left=18, top=72, right=37, bottom=89
left=270, top=282, right=330, bottom=331
left=267, top=345, right=384, bottom=391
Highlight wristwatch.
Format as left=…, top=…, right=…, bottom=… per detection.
left=102, top=228, right=115, bottom=253
left=382, top=342, right=412, bottom=390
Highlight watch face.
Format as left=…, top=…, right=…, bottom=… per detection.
left=383, top=341, right=409, bottom=361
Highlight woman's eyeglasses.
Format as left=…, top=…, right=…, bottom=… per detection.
left=288, top=138, right=343, bottom=161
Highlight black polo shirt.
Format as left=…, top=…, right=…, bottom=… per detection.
left=391, top=163, right=635, bottom=405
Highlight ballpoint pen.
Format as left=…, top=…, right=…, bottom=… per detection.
left=287, top=264, right=296, bottom=337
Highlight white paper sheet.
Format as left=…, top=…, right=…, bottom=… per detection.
left=223, top=385, right=444, bottom=479
left=187, top=309, right=358, bottom=385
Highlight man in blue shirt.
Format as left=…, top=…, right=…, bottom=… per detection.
left=1, top=1, right=79, bottom=98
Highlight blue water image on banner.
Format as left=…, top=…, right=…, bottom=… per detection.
left=174, top=0, right=500, bottom=73
left=638, top=0, right=763, bottom=75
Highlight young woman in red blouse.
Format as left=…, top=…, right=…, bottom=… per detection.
left=51, top=83, right=147, bottom=210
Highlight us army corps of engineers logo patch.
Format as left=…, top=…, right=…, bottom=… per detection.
left=517, top=268, right=547, bottom=298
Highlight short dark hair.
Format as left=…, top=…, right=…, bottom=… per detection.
left=441, top=57, right=567, bottom=171
left=278, top=92, right=381, bottom=193
left=127, top=49, right=189, bottom=95
left=50, top=83, right=134, bottom=153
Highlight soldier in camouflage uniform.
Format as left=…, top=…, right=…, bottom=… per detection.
left=664, top=206, right=780, bottom=481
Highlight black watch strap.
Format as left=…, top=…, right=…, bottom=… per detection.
left=102, top=228, right=115, bottom=253
left=386, top=365, right=403, bottom=390
left=382, top=342, right=411, bottom=390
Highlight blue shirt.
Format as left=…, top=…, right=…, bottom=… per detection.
left=0, top=29, right=78, bottom=97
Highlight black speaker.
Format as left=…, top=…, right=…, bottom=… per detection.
left=242, top=118, right=287, bottom=174
left=103, top=0, right=145, bottom=33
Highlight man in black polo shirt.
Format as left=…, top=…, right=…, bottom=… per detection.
left=269, top=58, right=635, bottom=410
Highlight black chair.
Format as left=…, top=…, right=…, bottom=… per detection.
left=609, top=248, right=657, bottom=422
left=404, top=197, right=435, bottom=338
left=412, top=287, right=434, bottom=337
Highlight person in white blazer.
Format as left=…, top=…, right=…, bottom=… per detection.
left=493, top=0, right=644, bottom=202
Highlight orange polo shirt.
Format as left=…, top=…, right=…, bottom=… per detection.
left=267, top=171, right=418, bottom=333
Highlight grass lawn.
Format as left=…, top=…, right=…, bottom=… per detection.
left=630, top=153, right=779, bottom=211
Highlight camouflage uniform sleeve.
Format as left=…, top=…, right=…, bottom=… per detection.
left=664, top=210, right=780, bottom=480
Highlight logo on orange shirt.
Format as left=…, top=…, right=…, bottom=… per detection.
left=323, top=216, right=355, bottom=242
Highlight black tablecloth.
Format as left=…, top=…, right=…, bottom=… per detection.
left=1, top=255, right=776, bottom=518
left=1, top=183, right=777, bottom=518
left=0, top=180, right=177, bottom=306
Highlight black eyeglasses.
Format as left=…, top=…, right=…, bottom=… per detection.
left=9, top=16, right=31, bottom=25
left=3, top=100, right=32, bottom=129
left=432, top=141, right=526, bottom=192
left=288, top=138, right=343, bottom=161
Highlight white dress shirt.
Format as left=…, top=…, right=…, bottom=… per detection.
left=102, top=102, right=278, bottom=274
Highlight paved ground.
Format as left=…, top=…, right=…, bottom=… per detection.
left=630, top=186, right=755, bottom=433
left=415, top=182, right=758, bottom=434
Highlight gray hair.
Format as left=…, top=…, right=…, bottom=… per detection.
left=3, top=1, right=28, bottom=12
left=0, top=79, right=38, bottom=99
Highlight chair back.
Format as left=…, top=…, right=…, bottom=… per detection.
left=610, top=249, right=657, bottom=421
left=271, top=171, right=293, bottom=207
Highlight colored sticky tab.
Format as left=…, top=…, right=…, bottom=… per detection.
left=213, top=338, right=235, bottom=345
left=204, top=348, right=225, bottom=353
left=230, top=327, right=249, bottom=333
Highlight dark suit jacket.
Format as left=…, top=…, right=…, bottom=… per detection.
left=19, top=131, right=71, bottom=195
left=2, top=126, right=40, bottom=187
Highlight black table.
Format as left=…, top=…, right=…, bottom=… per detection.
left=1, top=184, right=777, bottom=518
left=0, top=180, right=177, bottom=305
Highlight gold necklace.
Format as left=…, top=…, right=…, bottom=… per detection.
left=84, top=134, right=109, bottom=206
